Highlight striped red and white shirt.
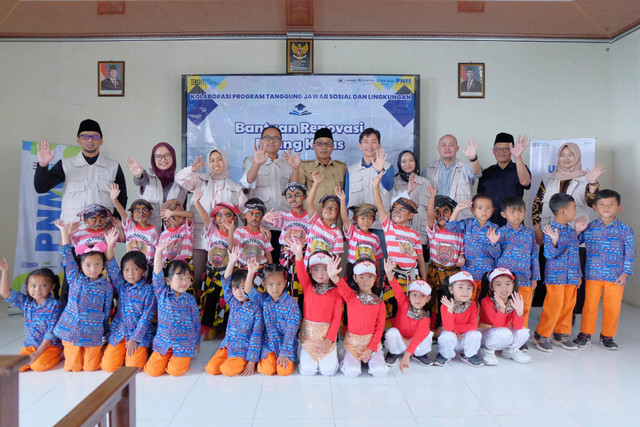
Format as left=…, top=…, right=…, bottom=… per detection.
left=70, top=227, right=107, bottom=248
left=234, top=226, right=273, bottom=266
left=272, top=210, right=312, bottom=253
left=344, top=224, right=382, bottom=264
left=205, top=224, right=232, bottom=269
left=158, top=220, right=194, bottom=262
left=122, top=217, right=159, bottom=262
left=304, top=213, right=344, bottom=265
left=381, top=217, right=422, bottom=270
left=426, top=224, right=465, bottom=267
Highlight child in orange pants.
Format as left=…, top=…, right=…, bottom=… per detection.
left=573, top=190, right=634, bottom=350
left=0, top=261, right=63, bottom=372
left=102, top=230, right=157, bottom=372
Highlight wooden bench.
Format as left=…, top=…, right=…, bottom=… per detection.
left=53, top=366, right=138, bottom=427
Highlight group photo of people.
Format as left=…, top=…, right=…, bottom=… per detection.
left=1, top=117, right=633, bottom=379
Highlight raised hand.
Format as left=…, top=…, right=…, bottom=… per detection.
left=383, top=257, right=396, bottom=279
left=192, top=189, right=203, bottom=204
left=228, top=245, right=242, bottom=266
left=311, top=171, right=324, bottom=184
left=160, top=209, right=174, bottom=220
left=372, top=148, right=387, bottom=172
left=373, top=170, right=382, bottom=186
left=326, top=254, right=342, bottom=279
left=190, top=155, right=206, bottom=172
left=246, top=257, right=260, bottom=276
left=574, top=216, right=588, bottom=235
left=586, top=163, right=606, bottom=184
left=282, top=149, right=302, bottom=169
left=542, top=224, right=559, bottom=246
left=486, top=228, right=501, bottom=245
left=441, top=295, right=455, bottom=314
left=105, top=227, right=119, bottom=248
left=0, top=258, right=8, bottom=275
left=253, top=143, right=268, bottom=165
left=510, top=292, right=524, bottom=315
left=407, top=173, right=418, bottom=195
left=54, top=219, right=70, bottom=233
left=125, top=156, right=144, bottom=178
left=155, top=239, right=170, bottom=254
left=427, top=184, right=437, bottom=199
left=460, top=138, right=478, bottom=160
left=335, top=186, right=346, bottom=202
left=109, top=183, right=120, bottom=200
left=510, top=135, right=529, bottom=159
left=262, top=209, right=282, bottom=225
left=454, top=200, right=472, bottom=214
left=286, top=237, right=304, bottom=259
left=37, top=140, right=56, bottom=167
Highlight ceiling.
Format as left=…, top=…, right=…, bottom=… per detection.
left=1, top=0, right=639, bottom=40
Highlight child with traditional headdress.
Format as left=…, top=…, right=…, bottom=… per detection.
left=327, top=256, right=388, bottom=378
left=233, top=198, right=274, bottom=268
left=373, top=170, right=425, bottom=320
left=383, top=258, right=434, bottom=370
left=303, top=172, right=344, bottom=264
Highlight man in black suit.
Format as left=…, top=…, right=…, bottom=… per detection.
left=460, top=66, right=482, bottom=92
left=100, top=65, right=122, bottom=91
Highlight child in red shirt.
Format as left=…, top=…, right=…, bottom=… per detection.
left=288, top=238, right=342, bottom=376
left=435, top=271, right=483, bottom=367
left=327, top=257, right=388, bottom=378
left=383, top=258, right=433, bottom=371
left=478, top=268, right=530, bottom=365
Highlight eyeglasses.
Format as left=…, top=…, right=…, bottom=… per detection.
left=132, top=207, right=150, bottom=214
left=261, top=135, right=282, bottom=142
left=314, top=142, right=333, bottom=148
left=154, top=153, right=172, bottom=161
left=79, top=134, right=101, bottom=141
left=493, top=147, right=511, bottom=153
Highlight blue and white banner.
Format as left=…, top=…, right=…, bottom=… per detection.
left=183, top=74, right=418, bottom=180
left=12, top=141, right=80, bottom=290
left=528, top=137, right=596, bottom=224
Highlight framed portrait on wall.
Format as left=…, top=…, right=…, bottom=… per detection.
left=458, top=62, right=484, bottom=98
left=98, top=61, right=125, bottom=96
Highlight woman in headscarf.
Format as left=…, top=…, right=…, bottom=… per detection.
left=126, top=142, right=188, bottom=230
left=175, top=149, right=247, bottom=301
left=531, top=142, right=605, bottom=311
left=391, top=150, right=433, bottom=256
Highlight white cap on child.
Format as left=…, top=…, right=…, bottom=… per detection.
left=353, top=260, right=377, bottom=276
left=488, top=268, right=515, bottom=282
left=408, top=279, right=431, bottom=296
left=308, top=252, right=331, bottom=267
left=449, top=271, right=476, bottom=285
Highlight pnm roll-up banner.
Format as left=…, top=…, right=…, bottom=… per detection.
left=528, top=137, right=596, bottom=226
left=12, top=141, right=81, bottom=290
left=183, top=75, right=419, bottom=180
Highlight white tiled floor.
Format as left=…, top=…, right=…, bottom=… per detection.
left=2, top=302, right=640, bottom=427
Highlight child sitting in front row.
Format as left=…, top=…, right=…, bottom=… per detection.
left=206, top=247, right=263, bottom=376
left=288, top=238, right=343, bottom=376
left=144, top=239, right=200, bottom=377
left=383, top=258, right=434, bottom=371
left=478, top=268, right=531, bottom=365
left=534, top=193, right=587, bottom=352
left=327, top=256, right=388, bottom=378
left=435, top=271, right=483, bottom=367
left=244, top=259, right=301, bottom=376
left=54, top=219, right=113, bottom=372
left=574, top=189, right=634, bottom=350
left=496, top=196, right=540, bottom=335
left=0, top=260, right=63, bottom=372
left=446, top=194, right=501, bottom=282
left=102, top=229, right=157, bottom=372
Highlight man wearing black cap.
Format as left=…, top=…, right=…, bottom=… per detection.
left=477, top=132, right=531, bottom=226
left=34, top=119, right=128, bottom=223
left=299, top=127, right=347, bottom=214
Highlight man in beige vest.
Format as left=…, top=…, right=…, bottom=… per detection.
left=422, top=134, right=481, bottom=219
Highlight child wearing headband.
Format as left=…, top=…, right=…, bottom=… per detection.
left=303, top=172, right=344, bottom=265
left=435, top=271, right=483, bottom=367
left=288, top=238, right=342, bottom=376
left=327, top=256, right=388, bottom=378
left=53, top=219, right=113, bottom=372
left=373, top=172, right=425, bottom=321
left=109, top=183, right=159, bottom=264
left=234, top=198, right=274, bottom=267
left=478, top=268, right=530, bottom=365
left=262, top=182, right=312, bottom=307
left=383, top=258, right=434, bottom=371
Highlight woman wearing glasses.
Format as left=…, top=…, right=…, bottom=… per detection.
left=126, top=142, right=188, bottom=230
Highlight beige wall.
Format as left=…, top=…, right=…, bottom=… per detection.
left=0, top=36, right=635, bottom=302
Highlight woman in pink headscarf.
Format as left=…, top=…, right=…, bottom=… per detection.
left=175, top=148, right=247, bottom=291
left=126, top=142, right=188, bottom=230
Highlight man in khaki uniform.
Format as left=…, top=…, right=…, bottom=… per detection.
left=299, top=128, right=347, bottom=214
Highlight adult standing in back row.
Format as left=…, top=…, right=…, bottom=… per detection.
left=422, top=134, right=481, bottom=220
left=477, top=133, right=531, bottom=227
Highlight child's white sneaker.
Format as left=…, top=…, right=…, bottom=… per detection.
left=501, top=347, right=531, bottom=364
left=479, top=347, right=499, bottom=366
